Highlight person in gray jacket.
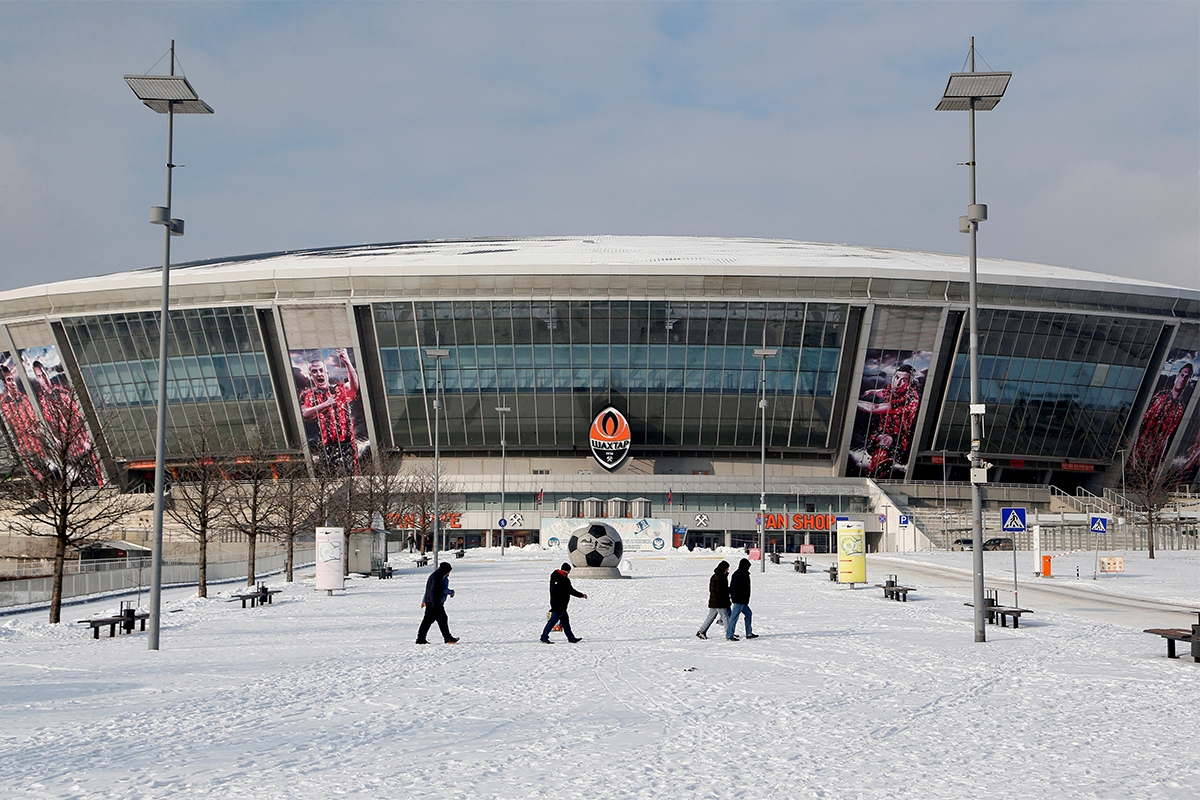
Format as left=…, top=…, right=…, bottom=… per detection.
left=696, top=560, right=731, bottom=640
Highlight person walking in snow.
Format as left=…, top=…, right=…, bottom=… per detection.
left=725, top=558, right=758, bottom=641
left=696, top=560, right=731, bottom=640
left=541, top=562, right=587, bottom=643
left=416, top=562, right=459, bottom=644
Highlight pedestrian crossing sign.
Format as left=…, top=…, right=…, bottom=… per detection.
left=1001, top=507, right=1026, bottom=532
left=1090, top=516, right=1108, bottom=534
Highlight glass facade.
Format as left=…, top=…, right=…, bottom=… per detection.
left=373, top=300, right=848, bottom=452
left=61, top=308, right=285, bottom=457
left=0, top=237, right=1187, bottom=495
left=935, top=310, right=1161, bottom=461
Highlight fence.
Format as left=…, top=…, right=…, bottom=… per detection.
left=0, top=545, right=316, bottom=609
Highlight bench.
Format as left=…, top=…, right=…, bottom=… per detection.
left=229, top=587, right=281, bottom=609
left=823, top=566, right=839, bottom=582
left=875, top=584, right=915, bottom=602
left=965, top=602, right=1033, bottom=628
left=793, top=559, right=808, bottom=573
left=77, top=611, right=149, bottom=639
left=1144, top=623, right=1200, bottom=662
left=875, top=574, right=914, bottom=601
left=414, top=555, right=430, bottom=568
left=454, top=549, right=465, bottom=559
left=769, top=552, right=781, bottom=565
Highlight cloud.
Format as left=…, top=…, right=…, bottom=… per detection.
left=0, top=1, right=1194, bottom=292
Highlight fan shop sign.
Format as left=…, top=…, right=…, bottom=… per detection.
left=760, top=513, right=839, bottom=532
left=386, top=512, right=463, bottom=530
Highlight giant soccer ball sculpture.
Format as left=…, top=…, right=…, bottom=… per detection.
left=567, top=523, right=625, bottom=577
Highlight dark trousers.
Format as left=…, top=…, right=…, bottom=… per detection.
left=417, top=604, right=452, bottom=642
left=541, top=610, right=575, bottom=641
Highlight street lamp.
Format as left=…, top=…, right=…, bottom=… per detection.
left=124, top=41, right=213, bottom=651
left=496, top=400, right=510, bottom=555
left=426, top=343, right=450, bottom=567
left=754, top=346, right=778, bottom=573
left=937, top=37, right=1010, bottom=642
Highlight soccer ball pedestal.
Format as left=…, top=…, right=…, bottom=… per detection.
left=568, top=522, right=628, bottom=578
left=569, top=566, right=630, bottom=580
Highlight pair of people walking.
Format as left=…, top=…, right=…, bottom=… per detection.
left=415, top=561, right=591, bottom=645
left=696, top=558, right=756, bottom=641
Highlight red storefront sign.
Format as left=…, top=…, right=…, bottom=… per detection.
left=762, top=513, right=839, bottom=531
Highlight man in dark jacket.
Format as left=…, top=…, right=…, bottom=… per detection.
left=725, top=558, right=758, bottom=640
left=541, top=562, right=587, bottom=643
left=696, top=560, right=731, bottom=639
left=416, top=562, right=458, bottom=644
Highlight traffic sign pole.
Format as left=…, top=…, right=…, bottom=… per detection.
left=1000, top=507, right=1027, bottom=606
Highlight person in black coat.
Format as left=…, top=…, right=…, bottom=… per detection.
left=725, top=557, right=758, bottom=640
left=696, top=560, right=731, bottom=640
left=416, top=562, right=458, bottom=644
left=541, top=562, right=587, bottom=643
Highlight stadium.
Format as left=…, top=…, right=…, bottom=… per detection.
left=0, top=235, right=1196, bottom=554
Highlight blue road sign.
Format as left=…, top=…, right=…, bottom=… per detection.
left=498, top=518, right=507, bottom=528
left=1001, top=507, right=1027, bottom=532
left=898, top=514, right=910, bottom=527
left=1090, top=516, right=1107, bottom=534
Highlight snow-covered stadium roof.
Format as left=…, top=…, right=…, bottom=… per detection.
left=0, top=236, right=1195, bottom=320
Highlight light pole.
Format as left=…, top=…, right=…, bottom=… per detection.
left=124, top=41, right=213, bottom=651
left=937, top=37, right=1010, bottom=642
left=496, top=400, right=510, bottom=554
left=754, top=346, right=778, bottom=573
left=426, top=342, right=449, bottom=567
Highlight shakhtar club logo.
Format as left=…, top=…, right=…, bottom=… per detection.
left=589, top=406, right=631, bottom=472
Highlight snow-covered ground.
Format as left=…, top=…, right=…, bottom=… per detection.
left=1, top=547, right=1198, bottom=799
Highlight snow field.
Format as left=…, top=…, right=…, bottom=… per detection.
left=1, top=551, right=1197, bottom=799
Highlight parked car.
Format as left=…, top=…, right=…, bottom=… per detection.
left=951, top=538, right=973, bottom=551
left=982, top=537, right=1014, bottom=551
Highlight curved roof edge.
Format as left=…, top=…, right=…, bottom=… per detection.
left=0, top=236, right=1194, bottom=316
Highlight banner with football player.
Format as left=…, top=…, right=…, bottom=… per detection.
left=289, top=347, right=370, bottom=476
left=1, top=346, right=105, bottom=485
left=847, top=349, right=931, bottom=479
left=1129, top=348, right=1198, bottom=476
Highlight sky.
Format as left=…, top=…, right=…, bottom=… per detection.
left=0, top=1, right=1196, bottom=293
left=2, top=549, right=1198, bottom=799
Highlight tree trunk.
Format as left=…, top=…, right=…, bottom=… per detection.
left=247, top=531, right=257, bottom=586
left=286, top=534, right=294, bottom=582
left=198, top=535, right=208, bottom=598
left=1148, top=517, right=1156, bottom=559
left=49, top=535, right=67, bottom=624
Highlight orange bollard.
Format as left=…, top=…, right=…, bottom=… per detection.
left=1041, top=555, right=1052, bottom=577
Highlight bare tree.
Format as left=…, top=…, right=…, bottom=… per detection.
left=0, top=399, right=135, bottom=623
left=1123, top=456, right=1184, bottom=559
left=225, top=452, right=282, bottom=586
left=271, top=458, right=315, bottom=582
left=164, top=419, right=231, bottom=598
left=397, top=464, right=462, bottom=554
